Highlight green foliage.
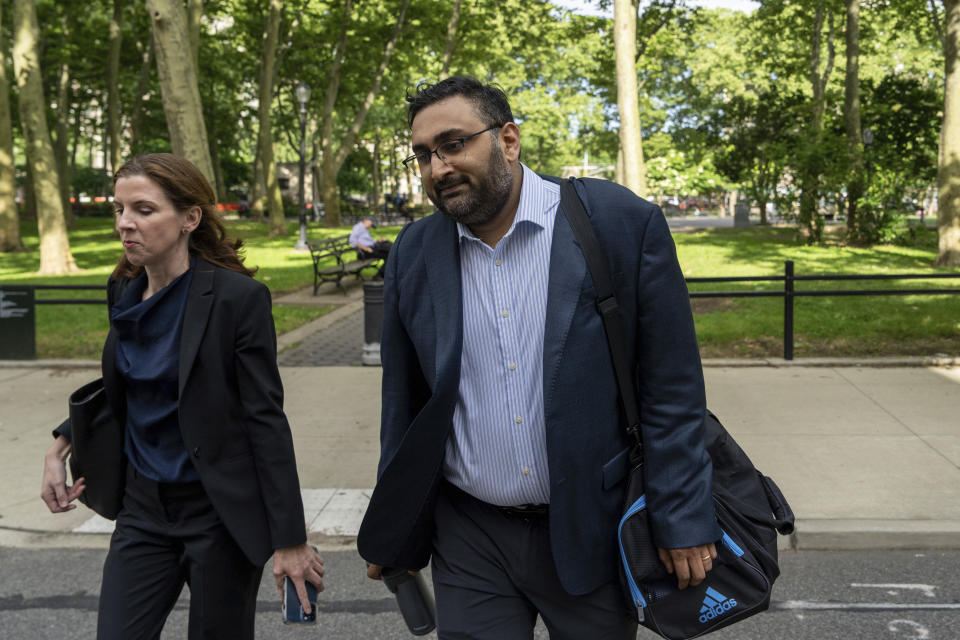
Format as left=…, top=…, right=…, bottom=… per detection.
left=3, top=0, right=946, bottom=254
left=711, top=87, right=807, bottom=213
left=71, top=166, right=112, bottom=198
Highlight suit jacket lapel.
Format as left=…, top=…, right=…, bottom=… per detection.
left=422, top=216, right=463, bottom=394
left=179, top=259, right=215, bottom=396
left=543, top=202, right=587, bottom=420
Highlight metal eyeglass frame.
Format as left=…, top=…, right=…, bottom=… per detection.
left=402, top=126, right=501, bottom=173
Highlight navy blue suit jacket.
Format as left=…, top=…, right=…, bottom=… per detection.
left=357, top=177, right=720, bottom=595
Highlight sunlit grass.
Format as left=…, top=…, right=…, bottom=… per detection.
left=676, top=226, right=960, bottom=358
left=2, top=218, right=957, bottom=359
left=2, top=217, right=397, bottom=358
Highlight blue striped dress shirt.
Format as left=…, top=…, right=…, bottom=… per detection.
left=443, top=164, right=560, bottom=506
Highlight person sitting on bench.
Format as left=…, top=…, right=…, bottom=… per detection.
left=349, top=217, right=392, bottom=261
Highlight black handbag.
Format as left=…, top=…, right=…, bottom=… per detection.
left=68, top=377, right=125, bottom=520
left=559, top=179, right=795, bottom=639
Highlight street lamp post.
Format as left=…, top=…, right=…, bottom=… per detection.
left=294, top=81, right=311, bottom=251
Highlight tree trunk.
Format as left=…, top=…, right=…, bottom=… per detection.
left=69, top=102, right=80, bottom=193
left=208, top=118, right=226, bottom=202
left=187, top=0, right=202, bottom=71
left=107, top=0, right=124, bottom=175
left=146, top=0, right=215, bottom=187
left=321, top=0, right=411, bottom=227
left=54, top=14, right=73, bottom=226
left=255, top=0, right=286, bottom=235
left=311, top=133, right=321, bottom=218
left=249, top=141, right=264, bottom=221
left=55, top=66, right=73, bottom=225
left=24, top=162, right=36, bottom=219
left=440, top=0, right=463, bottom=76
left=372, top=134, right=382, bottom=212
left=0, top=2, right=21, bottom=252
left=129, top=32, right=154, bottom=153
left=613, top=0, right=647, bottom=197
left=13, top=0, right=77, bottom=273
left=318, top=0, right=351, bottom=227
left=938, top=0, right=960, bottom=265
left=799, top=7, right=835, bottom=244
left=844, top=0, right=864, bottom=242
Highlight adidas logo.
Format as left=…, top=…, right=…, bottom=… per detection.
left=698, top=586, right=738, bottom=623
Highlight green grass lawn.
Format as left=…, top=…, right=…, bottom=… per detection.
left=2, top=217, right=958, bottom=359
left=675, top=226, right=960, bottom=358
left=2, top=217, right=400, bottom=359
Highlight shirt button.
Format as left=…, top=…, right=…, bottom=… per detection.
left=508, top=362, right=517, bottom=371
left=522, top=467, right=531, bottom=475
left=501, top=310, right=509, bottom=318
left=515, top=416, right=523, bottom=424
left=192, top=447, right=200, bottom=458
left=495, top=259, right=502, bottom=266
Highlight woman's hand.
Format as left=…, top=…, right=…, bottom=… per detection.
left=273, top=543, right=325, bottom=615
left=40, top=435, right=86, bottom=513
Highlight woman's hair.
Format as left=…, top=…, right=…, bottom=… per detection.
left=112, top=153, right=256, bottom=279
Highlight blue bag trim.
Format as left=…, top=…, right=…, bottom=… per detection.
left=721, top=531, right=745, bottom=557
left=617, top=494, right=649, bottom=613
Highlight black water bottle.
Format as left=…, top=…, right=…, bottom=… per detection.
left=381, top=567, right=436, bottom=635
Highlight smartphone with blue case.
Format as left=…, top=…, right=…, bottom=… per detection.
left=282, top=576, right=318, bottom=624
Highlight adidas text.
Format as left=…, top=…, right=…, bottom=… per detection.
left=698, top=598, right=738, bottom=623
left=698, top=587, right=739, bottom=624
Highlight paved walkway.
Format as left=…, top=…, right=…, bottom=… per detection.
left=278, top=310, right=365, bottom=367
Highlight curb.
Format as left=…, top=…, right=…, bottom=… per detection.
left=701, top=356, right=960, bottom=368
left=789, top=519, right=960, bottom=551
left=6, top=355, right=958, bottom=371
left=8, top=521, right=960, bottom=553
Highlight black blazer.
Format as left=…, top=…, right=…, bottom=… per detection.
left=58, top=258, right=306, bottom=565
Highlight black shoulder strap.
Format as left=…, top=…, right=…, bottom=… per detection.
left=558, top=178, right=643, bottom=451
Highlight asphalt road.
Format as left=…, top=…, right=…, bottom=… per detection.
left=1, top=548, right=957, bottom=639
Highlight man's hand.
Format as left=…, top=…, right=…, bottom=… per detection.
left=657, top=543, right=717, bottom=589
left=41, top=435, right=85, bottom=513
left=360, top=245, right=374, bottom=253
left=366, top=562, right=383, bottom=580
left=273, top=544, right=325, bottom=615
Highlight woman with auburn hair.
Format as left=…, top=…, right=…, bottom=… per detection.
left=40, top=153, right=323, bottom=638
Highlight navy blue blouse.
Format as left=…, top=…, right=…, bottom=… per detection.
left=112, top=266, right=197, bottom=483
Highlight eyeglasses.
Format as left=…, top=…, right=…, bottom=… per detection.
left=402, top=126, right=501, bottom=174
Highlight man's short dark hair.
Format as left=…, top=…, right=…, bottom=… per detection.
left=406, top=77, right=514, bottom=129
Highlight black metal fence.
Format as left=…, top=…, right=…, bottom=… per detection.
left=5, top=261, right=960, bottom=361
left=688, top=260, right=960, bottom=360
left=28, top=284, right=107, bottom=305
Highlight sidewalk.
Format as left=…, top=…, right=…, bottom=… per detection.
left=1, top=283, right=958, bottom=552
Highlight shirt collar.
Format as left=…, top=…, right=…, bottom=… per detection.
left=457, top=163, right=550, bottom=243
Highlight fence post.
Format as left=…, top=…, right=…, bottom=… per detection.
left=784, top=260, right=794, bottom=361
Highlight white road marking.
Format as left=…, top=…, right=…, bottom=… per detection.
left=777, top=601, right=960, bottom=611
left=887, top=619, right=931, bottom=639
left=72, top=488, right=372, bottom=536
left=851, top=583, right=938, bottom=598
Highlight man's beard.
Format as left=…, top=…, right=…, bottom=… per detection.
left=431, top=143, right=513, bottom=227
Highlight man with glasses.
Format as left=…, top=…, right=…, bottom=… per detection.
left=358, top=77, right=718, bottom=638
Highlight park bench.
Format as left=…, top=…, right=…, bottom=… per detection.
left=308, top=235, right=382, bottom=295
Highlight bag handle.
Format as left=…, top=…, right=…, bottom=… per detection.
left=559, top=178, right=643, bottom=453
